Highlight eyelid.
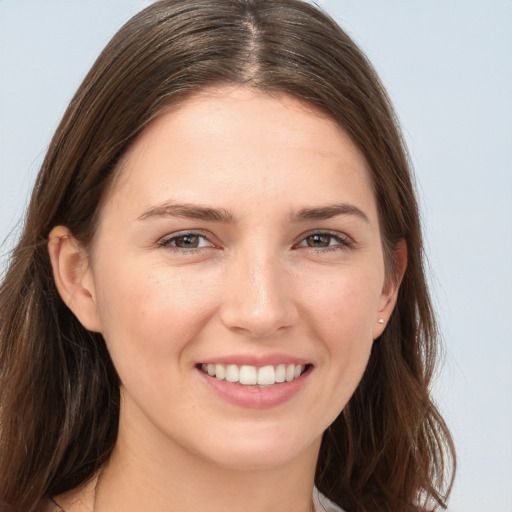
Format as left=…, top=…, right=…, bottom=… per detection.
left=157, top=230, right=217, bottom=250
left=294, top=230, right=354, bottom=250
left=156, top=229, right=353, bottom=252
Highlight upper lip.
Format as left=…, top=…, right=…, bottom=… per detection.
left=199, top=353, right=311, bottom=367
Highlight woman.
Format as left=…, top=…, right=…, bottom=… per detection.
left=0, top=1, right=455, bottom=511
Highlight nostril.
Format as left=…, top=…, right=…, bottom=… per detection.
left=219, top=300, right=299, bottom=338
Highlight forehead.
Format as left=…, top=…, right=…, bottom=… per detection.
left=101, top=87, right=376, bottom=222
left=140, top=88, right=364, bottom=158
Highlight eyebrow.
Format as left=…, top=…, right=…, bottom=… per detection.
left=137, top=201, right=368, bottom=224
left=137, top=202, right=235, bottom=222
left=292, top=204, right=369, bottom=223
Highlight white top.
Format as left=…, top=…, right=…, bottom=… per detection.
left=313, top=486, right=345, bottom=512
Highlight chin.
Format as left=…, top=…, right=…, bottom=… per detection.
left=192, top=428, right=321, bottom=472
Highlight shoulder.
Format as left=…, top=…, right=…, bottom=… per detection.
left=313, top=486, right=346, bottom=512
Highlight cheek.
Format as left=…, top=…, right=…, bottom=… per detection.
left=302, top=268, right=382, bottom=394
left=93, top=261, right=218, bottom=375
left=304, top=268, right=383, bottom=340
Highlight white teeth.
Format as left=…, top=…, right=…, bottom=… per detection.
left=285, top=364, right=295, bottom=382
left=275, top=364, right=286, bottom=383
left=257, top=365, right=275, bottom=386
left=215, top=364, right=226, bottom=380
left=201, top=363, right=307, bottom=386
left=239, top=365, right=257, bottom=385
left=225, top=364, right=239, bottom=383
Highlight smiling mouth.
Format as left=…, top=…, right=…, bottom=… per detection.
left=199, top=363, right=310, bottom=386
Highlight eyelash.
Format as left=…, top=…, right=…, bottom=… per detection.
left=157, top=230, right=353, bottom=254
left=158, top=231, right=215, bottom=252
left=294, top=231, right=354, bottom=252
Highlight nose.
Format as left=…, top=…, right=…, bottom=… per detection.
left=219, top=250, right=299, bottom=338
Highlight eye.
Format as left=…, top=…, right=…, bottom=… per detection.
left=295, top=231, right=352, bottom=251
left=159, top=232, right=214, bottom=250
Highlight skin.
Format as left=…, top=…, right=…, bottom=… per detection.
left=49, top=87, right=404, bottom=511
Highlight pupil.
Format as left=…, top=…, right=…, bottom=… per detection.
left=177, top=235, right=199, bottom=248
left=308, top=234, right=330, bottom=247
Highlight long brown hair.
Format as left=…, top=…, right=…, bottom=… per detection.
left=0, top=1, right=455, bottom=510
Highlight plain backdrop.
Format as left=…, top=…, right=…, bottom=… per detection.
left=1, top=1, right=511, bottom=511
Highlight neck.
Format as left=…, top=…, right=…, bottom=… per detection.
left=57, top=394, right=321, bottom=512
left=95, top=428, right=319, bottom=512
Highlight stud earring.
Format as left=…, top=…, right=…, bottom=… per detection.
left=378, top=318, right=385, bottom=324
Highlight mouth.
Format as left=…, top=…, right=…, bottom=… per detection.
left=199, top=363, right=311, bottom=387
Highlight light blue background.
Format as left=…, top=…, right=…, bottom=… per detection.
left=1, top=1, right=511, bottom=511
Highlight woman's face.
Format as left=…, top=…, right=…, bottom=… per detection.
left=79, top=88, right=396, bottom=470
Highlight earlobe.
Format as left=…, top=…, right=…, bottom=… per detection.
left=48, top=226, right=103, bottom=332
left=373, top=239, right=407, bottom=339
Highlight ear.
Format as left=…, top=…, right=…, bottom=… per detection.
left=48, top=226, right=103, bottom=332
left=373, top=239, right=407, bottom=339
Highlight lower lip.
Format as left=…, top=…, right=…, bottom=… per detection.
left=197, top=367, right=311, bottom=409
